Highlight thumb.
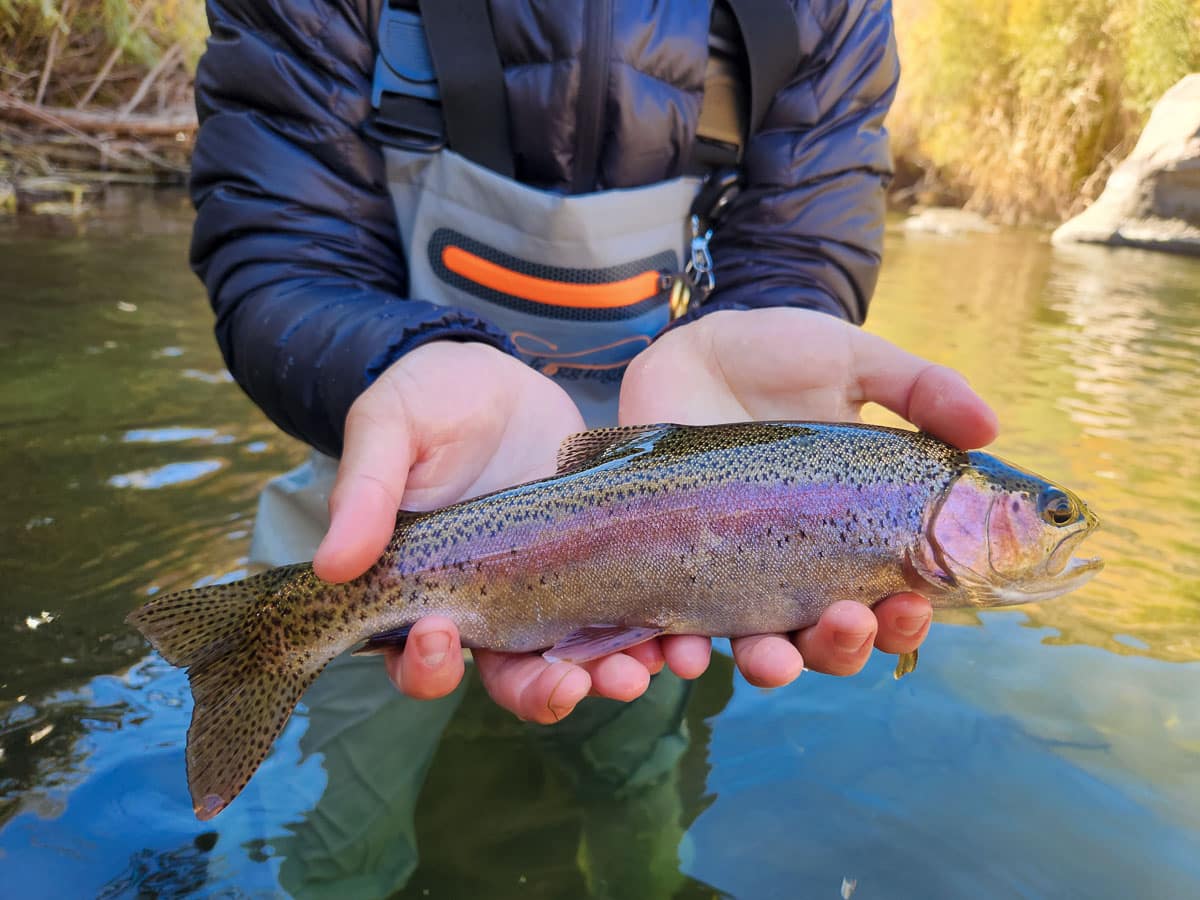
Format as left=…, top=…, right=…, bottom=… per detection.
left=851, top=330, right=999, bottom=449
left=313, top=392, right=415, bottom=583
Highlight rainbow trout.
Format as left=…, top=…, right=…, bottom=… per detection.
left=128, top=422, right=1102, bottom=819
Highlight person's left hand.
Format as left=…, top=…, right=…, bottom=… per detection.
left=618, top=307, right=1000, bottom=687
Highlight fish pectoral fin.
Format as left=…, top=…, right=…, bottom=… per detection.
left=893, top=649, right=919, bottom=680
left=543, top=625, right=665, bottom=664
left=352, top=625, right=414, bottom=656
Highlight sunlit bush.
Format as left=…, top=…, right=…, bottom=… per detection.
left=890, top=0, right=1200, bottom=223
left=4, top=0, right=1199, bottom=223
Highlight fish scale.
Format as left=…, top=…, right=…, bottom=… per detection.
left=126, top=421, right=1102, bottom=820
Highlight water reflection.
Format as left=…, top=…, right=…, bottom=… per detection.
left=122, top=427, right=231, bottom=444
left=871, top=228, right=1200, bottom=662
left=1, top=197, right=1198, bottom=897
left=107, top=459, right=226, bottom=489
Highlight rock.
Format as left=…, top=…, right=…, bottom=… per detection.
left=1053, top=74, right=1200, bottom=255
left=902, top=206, right=997, bottom=236
left=13, top=177, right=95, bottom=216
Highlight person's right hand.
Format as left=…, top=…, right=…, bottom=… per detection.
left=311, top=341, right=671, bottom=722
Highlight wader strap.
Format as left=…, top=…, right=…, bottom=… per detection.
left=726, top=0, right=800, bottom=136
left=417, top=0, right=515, bottom=178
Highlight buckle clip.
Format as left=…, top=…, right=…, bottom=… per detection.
left=370, top=6, right=446, bottom=151
left=685, top=214, right=715, bottom=295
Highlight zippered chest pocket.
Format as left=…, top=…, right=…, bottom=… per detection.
left=385, top=147, right=700, bottom=385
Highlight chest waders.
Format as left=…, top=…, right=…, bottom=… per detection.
left=250, top=0, right=795, bottom=571
left=226, top=12, right=797, bottom=877
left=232, top=12, right=796, bottom=881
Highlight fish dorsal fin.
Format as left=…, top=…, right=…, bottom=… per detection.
left=555, top=424, right=669, bottom=475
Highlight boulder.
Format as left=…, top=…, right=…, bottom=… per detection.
left=902, top=207, right=997, bottom=236
left=1053, top=74, right=1200, bottom=256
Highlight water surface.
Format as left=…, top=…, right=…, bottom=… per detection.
left=1, top=194, right=1197, bottom=898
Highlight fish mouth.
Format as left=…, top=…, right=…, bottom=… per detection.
left=988, top=554, right=1105, bottom=606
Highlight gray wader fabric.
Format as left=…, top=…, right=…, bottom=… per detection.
left=385, top=147, right=701, bottom=424
left=252, top=149, right=703, bottom=896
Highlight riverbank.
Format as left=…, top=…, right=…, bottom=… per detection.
left=0, top=0, right=200, bottom=206
left=888, top=0, right=1200, bottom=223
left=3, top=0, right=1198, bottom=223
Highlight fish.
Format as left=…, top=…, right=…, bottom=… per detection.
left=126, top=421, right=1103, bottom=820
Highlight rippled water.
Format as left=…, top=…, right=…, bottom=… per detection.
left=1, top=194, right=1197, bottom=898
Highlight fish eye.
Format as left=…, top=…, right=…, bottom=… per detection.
left=1038, top=489, right=1077, bottom=527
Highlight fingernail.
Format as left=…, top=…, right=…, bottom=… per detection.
left=416, top=631, right=450, bottom=668
left=895, top=614, right=930, bottom=637
left=834, top=630, right=872, bottom=653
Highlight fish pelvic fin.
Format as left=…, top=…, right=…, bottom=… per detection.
left=893, top=648, right=919, bottom=680
left=125, top=564, right=335, bottom=820
left=543, top=624, right=665, bottom=664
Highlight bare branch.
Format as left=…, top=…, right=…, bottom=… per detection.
left=34, top=0, right=78, bottom=106
left=118, top=41, right=183, bottom=120
left=76, top=1, right=156, bottom=109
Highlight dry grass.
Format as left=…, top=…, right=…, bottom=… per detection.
left=0, top=0, right=206, bottom=183
left=3, top=0, right=1199, bottom=220
left=889, top=0, right=1200, bottom=224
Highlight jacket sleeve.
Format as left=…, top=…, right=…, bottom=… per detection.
left=681, top=0, right=898, bottom=326
left=189, top=0, right=515, bottom=458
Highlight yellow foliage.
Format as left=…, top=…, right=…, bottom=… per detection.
left=890, top=0, right=1200, bottom=223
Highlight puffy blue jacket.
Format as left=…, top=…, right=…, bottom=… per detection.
left=189, top=0, right=898, bottom=457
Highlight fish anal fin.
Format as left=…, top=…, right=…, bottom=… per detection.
left=543, top=625, right=664, bottom=664
left=555, top=425, right=668, bottom=475
left=352, top=625, right=414, bottom=656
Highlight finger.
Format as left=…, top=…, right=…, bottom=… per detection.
left=474, top=651, right=592, bottom=724
left=793, top=601, right=879, bottom=677
left=661, top=635, right=712, bottom=680
left=730, top=634, right=805, bottom=688
left=851, top=333, right=999, bottom=449
left=584, top=653, right=651, bottom=702
left=313, top=390, right=415, bottom=583
left=384, top=617, right=466, bottom=700
left=624, top=638, right=666, bottom=675
left=871, top=593, right=933, bottom=655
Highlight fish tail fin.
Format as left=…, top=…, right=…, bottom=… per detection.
left=126, top=563, right=338, bottom=820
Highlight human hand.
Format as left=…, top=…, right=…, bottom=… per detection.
left=618, top=307, right=1000, bottom=686
left=313, top=341, right=675, bottom=723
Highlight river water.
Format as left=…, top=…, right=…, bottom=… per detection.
left=1, top=192, right=1197, bottom=898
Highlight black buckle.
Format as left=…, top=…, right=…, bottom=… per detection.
left=369, top=5, right=446, bottom=151
left=370, top=94, right=445, bottom=151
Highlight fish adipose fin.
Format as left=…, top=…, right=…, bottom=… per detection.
left=352, top=625, right=414, bottom=656
left=125, top=564, right=336, bottom=821
left=543, top=625, right=664, bottom=664
left=555, top=425, right=668, bottom=475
